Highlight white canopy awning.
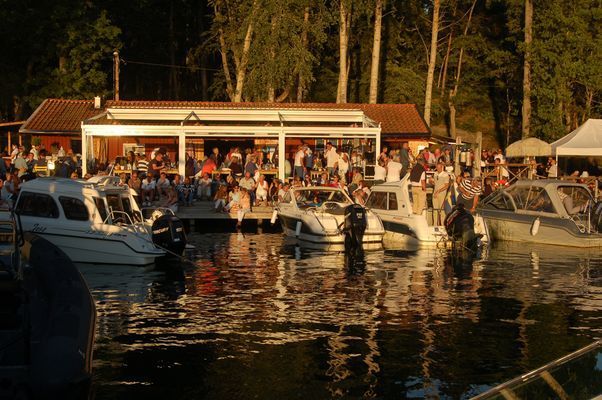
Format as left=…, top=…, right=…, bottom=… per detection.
left=505, top=137, right=551, bottom=157
left=552, top=119, right=602, bottom=157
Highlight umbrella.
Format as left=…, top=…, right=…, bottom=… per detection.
left=505, top=137, right=551, bottom=157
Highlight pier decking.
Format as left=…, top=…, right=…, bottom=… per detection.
left=175, top=201, right=275, bottom=220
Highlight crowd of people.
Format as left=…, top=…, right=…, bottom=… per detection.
left=2, top=140, right=599, bottom=226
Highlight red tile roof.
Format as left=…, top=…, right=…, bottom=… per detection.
left=21, top=99, right=98, bottom=133
left=21, top=99, right=430, bottom=136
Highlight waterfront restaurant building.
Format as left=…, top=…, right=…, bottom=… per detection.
left=19, top=99, right=431, bottom=178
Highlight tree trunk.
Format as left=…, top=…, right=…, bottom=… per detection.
left=368, top=0, right=383, bottom=104
left=337, top=0, right=351, bottom=103
left=448, top=92, right=457, bottom=139
left=215, top=2, right=235, bottom=101
left=522, top=0, right=533, bottom=138
left=440, top=31, right=453, bottom=96
left=423, top=0, right=440, bottom=126
left=233, top=0, right=258, bottom=102
left=447, top=0, right=477, bottom=138
left=297, top=7, right=310, bottom=103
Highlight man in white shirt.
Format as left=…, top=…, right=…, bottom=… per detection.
left=385, top=155, right=402, bottom=182
left=324, top=142, right=339, bottom=177
left=141, top=173, right=157, bottom=206
left=373, top=160, right=387, bottom=184
left=431, top=162, right=451, bottom=224
left=547, top=159, right=558, bottom=178
left=293, top=145, right=306, bottom=179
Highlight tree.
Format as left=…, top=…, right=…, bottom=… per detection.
left=424, top=0, right=440, bottom=126
left=337, top=0, right=352, bottom=103
left=368, top=0, right=384, bottom=103
left=521, top=0, right=532, bottom=138
left=27, top=9, right=122, bottom=106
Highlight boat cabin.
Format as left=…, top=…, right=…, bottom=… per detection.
left=480, top=180, right=593, bottom=219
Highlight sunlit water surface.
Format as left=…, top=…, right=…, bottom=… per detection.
left=80, top=230, right=602, bottom=399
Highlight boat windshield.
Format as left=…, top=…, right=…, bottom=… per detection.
left=506, top=185, right=555, bottom=213
left=557, top=186, right=592, bottom=215
left=295, top=189, right=351, bottom=208
left=106, top=193, right=142, bottom=224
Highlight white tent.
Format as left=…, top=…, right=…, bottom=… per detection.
left=552, top=119, right=602, bottom=157
left=506, top=137, right=551, bottom=157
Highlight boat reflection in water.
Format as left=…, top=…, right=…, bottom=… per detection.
left=84, top=232, right=602, bottom=399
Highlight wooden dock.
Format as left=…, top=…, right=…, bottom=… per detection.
left=175, top=201, right=275, bottom=221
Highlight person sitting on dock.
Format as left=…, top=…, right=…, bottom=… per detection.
left=156, top=172, right=171, bottom=199
left=237, top=188, right=252, bottom=228
left=255, top=174, right=269, bottom=206
left=177, top=177, right=195, bottom=206
left=197, top=173, right=212, bottom=201
left=128, top=172, right=142, bottom=197
left=268, top=178, right=281, bottom=204
left=224, top=184, right=241, bottom=213
left=278, top=183, right=290, bottom=203
left=161, top=186, right=178, bottom=212
left=239, top=171, right=256, bottom=203
left=214, top=184, right=228, bottom=212
left=141, top=173, right=156, bottom=206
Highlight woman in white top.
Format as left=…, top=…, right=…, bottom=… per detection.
left=337, top=153, right=350, bottom=183
left=255, top=175, right=269, bottom=206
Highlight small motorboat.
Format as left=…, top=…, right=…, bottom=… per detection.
left=274, top=186, right=385, bottom=250
left=0, top=214, right=96, bottom=399
left=367, top=179, right=489, bottom=249
left=478, top=179, right=602, bottom=247
left=14, top=176, right=186, bottom=265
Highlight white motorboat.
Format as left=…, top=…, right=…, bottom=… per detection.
left=14, top=177, right=166, bottom=265
left=367, top=178, right=489, bottom=248
left=478, top=179, right=602, bottom=247
left=275, top=186, right=385, bottom=249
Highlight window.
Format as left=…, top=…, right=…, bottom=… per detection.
left=366, top=192, right=387, bottom=210
left=487, top=193, right=515, bottom=211
left=15, top=192, right=59, bottom=218
left=59, top=197, right=89, bottom=221
left=388, top=193, right=398, bottom=210
left=94, top=197, right=108, bottom=222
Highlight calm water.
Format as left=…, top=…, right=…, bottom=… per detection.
left=81, top=230, right=602, bottom=399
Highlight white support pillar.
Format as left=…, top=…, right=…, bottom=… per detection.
left=375, top=130, right=381, bottom=165
left=178, top=131, right=186, bottom=178
left=278, top=129, right=286, bottom=180
left=81, top=123, right=87, bottom=176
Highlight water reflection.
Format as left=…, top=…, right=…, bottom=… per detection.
left=82, top=234, right=602, bottom=399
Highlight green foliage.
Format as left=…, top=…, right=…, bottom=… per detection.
left=1, top=0, right=601, bottom=145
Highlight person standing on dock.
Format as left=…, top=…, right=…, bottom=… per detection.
left=325, top=142, right=339, bottom=177
left=294, top=145, right=306, bottom=179
left=386, top=155, right=402, bottom=183
left=409, top=159, right=427, bottom=215
left=431, top=162, right=451, bottom=225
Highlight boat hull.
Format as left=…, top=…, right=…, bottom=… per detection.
left=481, top=211, right=602, bottom=248
left=278, top=214, right=384, bottom=249
left=23, top=230, right=164, bottom=265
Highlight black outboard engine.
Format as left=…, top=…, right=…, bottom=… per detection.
left=152, top=214, right=187, bottom=256
left=343, top=204, right=368, bottom=252
left=444, top=204, right=479, bottom=251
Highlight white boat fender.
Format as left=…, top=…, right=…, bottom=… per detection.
left=270, top=209, right=278, bottom=224
left=295, top=221, right=302, bottom=237
left=530, top=217, right=540, bottom=236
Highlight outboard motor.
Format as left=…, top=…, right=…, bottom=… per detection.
left=343, top=204, right=368, bottom=252
left=151, top=214, right=187, bottom=256
left=444, top=204, right=479, bottom=251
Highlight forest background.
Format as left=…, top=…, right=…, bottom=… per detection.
left=1, top=0, right=601, bottom=147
